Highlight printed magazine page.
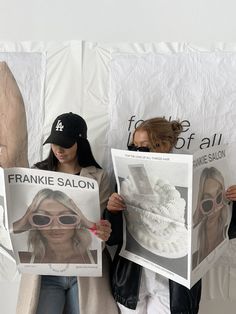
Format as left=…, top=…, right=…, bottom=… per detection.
left=0, top=168, right=18, bottom=281
left=111, top=145, right=232, bottom=288
left=0, top=167, right=102, bottom=276
left=111, top=148, right=193, bottom=287
left=191, top=145, right=232, bottom=285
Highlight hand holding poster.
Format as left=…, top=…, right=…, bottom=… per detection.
left=111, top=145, right=232, bottom=288
left=122, top=163, right=188, bottom=259
left=0, top=167, right=102, bottom=276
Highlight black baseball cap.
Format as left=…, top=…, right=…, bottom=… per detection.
left=43, top=112, right=87, bottom=148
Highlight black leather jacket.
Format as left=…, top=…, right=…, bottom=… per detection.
left=228, top=202, right=236, bottom=239
left=105, top=202, right=236, bottom=313
left=104, top=209, right=202, bottom=314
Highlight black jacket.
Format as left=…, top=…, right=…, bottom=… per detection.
left=104, top=209, right=202, bottom=314
left=228, top=202, right=236, bottom=239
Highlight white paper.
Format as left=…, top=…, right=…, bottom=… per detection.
left=0, top=167, right=102, bottom=276
left=111, top=145, right=231, bottom=288
left=109, top=52, right=236, bottom=179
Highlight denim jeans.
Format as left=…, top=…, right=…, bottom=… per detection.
left=36, top=276, right=79, bottom=314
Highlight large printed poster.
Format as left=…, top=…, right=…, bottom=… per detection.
left=0, top=171, right=18, bottom=282
left=191, top=146, right=232, bottom=284
left=1, top=167, right=102, bottom=276
left=0, top=52, right=45, bottom=282
left=111, top=145, right=231, bottom=288
left=108, top=52, right=236, bottom=178
left=0, top=52, right=45, bottom=167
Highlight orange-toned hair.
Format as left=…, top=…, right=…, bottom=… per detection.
left=132, top=117, right=183, bottom=151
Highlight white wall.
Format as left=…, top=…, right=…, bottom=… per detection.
left=1, top=1, right=236, bottom=313
left=0, top=0, right=236, bottom=42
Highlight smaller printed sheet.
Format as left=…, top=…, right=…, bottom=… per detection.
left=0, top=167, right=102, bottom=276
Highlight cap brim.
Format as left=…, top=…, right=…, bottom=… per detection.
left=43, top=134, right=76, bottom=148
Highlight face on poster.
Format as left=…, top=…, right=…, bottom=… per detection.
left=191, top=146, right=231, bottom=272
left=5, top=168, right=102, bottom=276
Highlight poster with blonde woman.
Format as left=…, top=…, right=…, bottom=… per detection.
left=191, top=145, right=232, bottom=283
left=111, top=144, right=232, bottom=288
left=0, top=167, right=103, bottom=276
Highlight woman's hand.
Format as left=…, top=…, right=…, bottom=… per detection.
left=107, top=193, right=126, bottom=212
left=90, top=219, right=112, bottom=241
left=225, top=185, right=236, bottom=201
left=68, top=199, right=94, bottom=229
left=12, top=204, right=34, bottom=233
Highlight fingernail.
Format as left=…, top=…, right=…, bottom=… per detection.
left=89, top=224, right=97, bottom=234
left=89, top=223, right=97, bottom=231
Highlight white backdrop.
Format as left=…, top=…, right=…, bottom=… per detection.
left=0, top=40, right=235, bottom=314
left=1, top=0, right=236, bottom=42
left=1, top=1, right=236, bottom=313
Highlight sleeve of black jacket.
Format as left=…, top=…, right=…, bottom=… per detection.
left=169, top=280, right=202, bottom=314
left=228, top=201, right=236, bottom=239
left=103, top=183, right=124, bottom=246
left=103, top=208, right=123, bottom=246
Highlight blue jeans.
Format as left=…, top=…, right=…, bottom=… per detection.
left=36, top=276, right=79, bottom=314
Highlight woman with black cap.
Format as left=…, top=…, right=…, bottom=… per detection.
left=16, top=112, right=119, bottom=314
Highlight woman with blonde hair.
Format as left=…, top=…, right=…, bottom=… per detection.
left=193, top=167, right=228, bottom=266
left=106, top=117, right=202, bottom=314
left=14, top=188, right=96, bottom=264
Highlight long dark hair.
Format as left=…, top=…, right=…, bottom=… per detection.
left=35, top=137, right=101, bottom=171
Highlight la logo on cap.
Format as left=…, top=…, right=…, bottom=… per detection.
left=55, top=120, right=64, bottom=132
